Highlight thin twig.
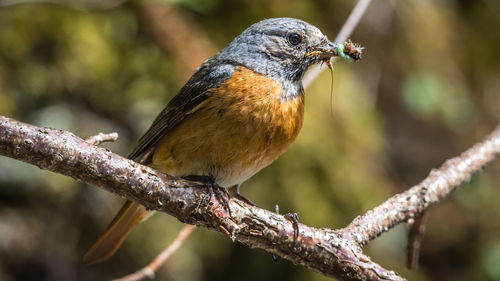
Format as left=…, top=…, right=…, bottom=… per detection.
left=85, top=132, right=119, bottom=146
left=113, top=225, right=196, bottom=281
left=406, top=212, right=427, bottom=269
left=303, top=0, right=373, bottom=89
left=333, top=0, right=373, bottom=44
left=1, top=115, right=499, bottom=280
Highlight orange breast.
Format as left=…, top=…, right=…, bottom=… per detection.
left=151, top=67, right=305, bottom=187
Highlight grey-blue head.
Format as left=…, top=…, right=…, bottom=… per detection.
left=216, top=18, right=335, bottom=90
left=189, top=18, right=338, bottom=100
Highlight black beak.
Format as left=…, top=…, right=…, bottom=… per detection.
left=306, top=40, right=363, bottom=62
left=305, top=41, right=337, bottom=59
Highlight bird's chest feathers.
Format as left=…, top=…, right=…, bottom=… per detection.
left=211, top=67, right=305, bottom=157
left=186, top=67, right=305, bottom=186
left=152, top=67, right=304, bottom=186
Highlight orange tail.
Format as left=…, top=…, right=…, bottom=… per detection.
left=83, top=200, right=151, bottom=264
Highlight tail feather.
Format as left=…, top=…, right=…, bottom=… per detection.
left=83, top=200, right=151, bottom=265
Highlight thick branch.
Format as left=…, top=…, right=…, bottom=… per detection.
left=1, top=115, right=499, bottom=281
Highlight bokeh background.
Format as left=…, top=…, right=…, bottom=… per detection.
left=1, top=0, right=500, bottom=280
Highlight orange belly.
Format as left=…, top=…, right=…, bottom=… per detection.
left=151, top=67, right=304, bottom=187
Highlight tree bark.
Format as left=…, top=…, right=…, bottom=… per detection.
left=1, top=115, right=499, bottom=281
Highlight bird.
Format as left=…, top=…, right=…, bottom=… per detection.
left=84, top=17, right=342, bottom=265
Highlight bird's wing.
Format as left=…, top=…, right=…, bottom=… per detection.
left=127, top=63, right=234, bottom=163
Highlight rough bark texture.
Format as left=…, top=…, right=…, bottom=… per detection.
left=1, top=115, right=499, bottom=281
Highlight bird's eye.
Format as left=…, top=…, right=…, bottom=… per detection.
left=287, top=32, right=302, bottom=46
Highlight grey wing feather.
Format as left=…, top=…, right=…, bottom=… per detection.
left=127, top=63, right=235, bottom=163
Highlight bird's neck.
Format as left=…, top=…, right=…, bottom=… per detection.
left=278, top=79, right=304, bottom=101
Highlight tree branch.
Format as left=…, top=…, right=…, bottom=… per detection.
left=1, top=115, right=499, bottom=280
left=340, top=128, right=500, bottom=244
left=406, top=212, right=427, bottom=269
left=85, top=132, right=119, bottom=146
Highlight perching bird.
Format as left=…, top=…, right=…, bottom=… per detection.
left=84, top=17, right=346, bottom=264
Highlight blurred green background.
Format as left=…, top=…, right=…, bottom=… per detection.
left=1, top=0, right=500, bottom=280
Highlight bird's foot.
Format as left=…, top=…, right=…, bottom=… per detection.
left=274, top=205, right=300, bottom=250
left=275, top=204, right=299, bottom=243
left=183, top=175, right=232, bottom=217
left=284, top=212, right=300, bottom=243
